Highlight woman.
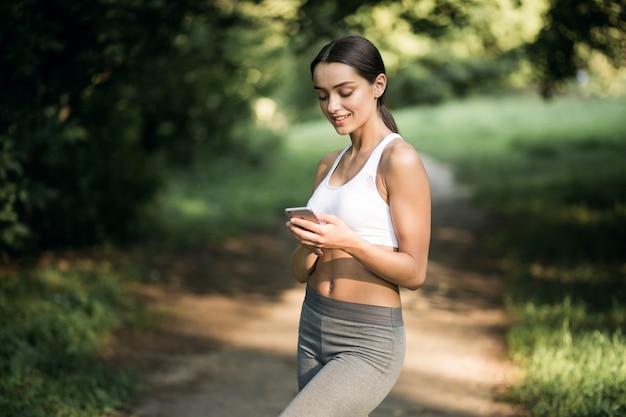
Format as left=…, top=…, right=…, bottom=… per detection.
left=280, top=35, right=431, bottom=417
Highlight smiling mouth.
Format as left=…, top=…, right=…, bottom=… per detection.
left=333, top=114, right=349, bottom=123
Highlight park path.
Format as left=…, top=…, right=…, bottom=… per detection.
left=112, top=156, right=522, bottom=417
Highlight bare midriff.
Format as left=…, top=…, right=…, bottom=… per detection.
left=307, top=245, right=401, bottom=308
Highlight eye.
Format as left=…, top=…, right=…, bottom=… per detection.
left=340, top=91, right=353, bottom=98
left=317, top=95, right=328, bottom=101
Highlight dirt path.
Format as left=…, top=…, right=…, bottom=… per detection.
left=112, top=156, right=522, bottom=417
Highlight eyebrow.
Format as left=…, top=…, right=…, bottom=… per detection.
left=314, top=81, right=356, bottom=91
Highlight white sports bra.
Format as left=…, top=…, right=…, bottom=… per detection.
left=307, top=133, right=402, bottom=248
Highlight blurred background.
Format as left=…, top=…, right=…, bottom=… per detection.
left=2, top=0, right=625, bottom=254
left=1, top=1, right=625, bottom=416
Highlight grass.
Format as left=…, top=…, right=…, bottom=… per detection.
left=393, top=95, right=626, bottom=416
left=0, top=251, right=142, bottom=417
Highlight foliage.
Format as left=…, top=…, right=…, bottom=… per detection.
left=2, top=0, right=624, bottom=260
left=0, top=0, right=279, bottom=256
left=287, top=0, right=626, bottom=111
left=0, top=255, right=141, bottom=416
left=0, top=140, right=29, bottom=257
left=528, top=0, right=626, bottom=97
left=0, top=1, right=183, bottom=254
left=390, top=56, right=515, bottom=106
left=349, top=0, right=547, bottom=99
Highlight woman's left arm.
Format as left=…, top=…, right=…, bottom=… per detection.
left=302, top=142, right=431, bottom=290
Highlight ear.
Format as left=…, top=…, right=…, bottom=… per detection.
left=373, top=73, right=387, bottom=99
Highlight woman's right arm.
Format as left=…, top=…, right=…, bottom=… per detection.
left=287, top=150, right=340, bottom=282
left=290, top=245, right=319, bottom=283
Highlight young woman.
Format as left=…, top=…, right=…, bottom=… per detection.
left=280, top=35, right=431, bottom=417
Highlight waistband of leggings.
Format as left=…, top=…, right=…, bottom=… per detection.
left=304, top=286, right=403, bottom=328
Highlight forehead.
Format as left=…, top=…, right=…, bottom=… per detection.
left=312, top=62, right=364, bottom=89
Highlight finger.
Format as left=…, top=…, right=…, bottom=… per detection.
left=289, top=227, right=321, bottom=248
left=289, top=217, right=320, bottom=231
left=315, top=212, right=334, bottom=225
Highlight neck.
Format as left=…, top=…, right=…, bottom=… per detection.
left=348, top=120, right=392, bottom=153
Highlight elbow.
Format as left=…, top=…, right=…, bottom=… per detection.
left=293, top=273, right=309, bottom=284
left=405, top=268, right=427, bottom=291
left=290, top=265, right=310, bottom=284
left=290, top=260, right=317, bottom=284
left=290, top=246, right=318, bottom=283
left=405, top=279, right=425, bottom=291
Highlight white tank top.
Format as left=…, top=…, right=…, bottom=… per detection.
left=307, top=133, right=402, bottom=248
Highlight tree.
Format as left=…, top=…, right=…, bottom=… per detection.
left=528, top=0, right=626, bottom=97
left=0, top=0, right=248, bottom=254
left=0, top=0, right=308, bottom=257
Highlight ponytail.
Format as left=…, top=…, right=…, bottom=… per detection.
left=378, top=102, right=399, bottom=134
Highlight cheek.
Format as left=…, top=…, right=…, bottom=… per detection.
left=346, top=94, right=372, bottom=115
left=349, top=90, right=374, bottom=107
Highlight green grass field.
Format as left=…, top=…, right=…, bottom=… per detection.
left=395, top=96, right=626, bottom=416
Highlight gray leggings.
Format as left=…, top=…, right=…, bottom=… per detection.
left=279, top=286, right=405, bottom=417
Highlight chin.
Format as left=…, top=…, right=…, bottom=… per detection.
left=332, top=125, right=353, bottom=136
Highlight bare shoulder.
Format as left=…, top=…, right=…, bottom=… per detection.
left=381, top=139, right=427, bottom=177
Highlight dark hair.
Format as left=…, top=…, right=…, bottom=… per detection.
left=310, top=35, right=398, bottom=133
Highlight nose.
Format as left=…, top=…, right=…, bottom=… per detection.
left=326, top=94, right=341, bottom=114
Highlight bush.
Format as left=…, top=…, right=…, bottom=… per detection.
left=0, top=0, right=262, bottom=257
left=0, top=139, right=29, bottom=258
left=0, top=110, right=161, bottom=254
left=0, top=257, right=141, bottom=416
left=390, top=64, right=452, bottom=106
left=389, top=56, right=514, bottom=107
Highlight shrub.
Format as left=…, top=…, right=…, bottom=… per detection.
left=0, top=257, right=141, bottom=416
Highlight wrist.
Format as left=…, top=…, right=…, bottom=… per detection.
left=342, top=235, right=368, bottom=257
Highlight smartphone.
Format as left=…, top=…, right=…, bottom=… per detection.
left=285, top=206, right=319, bottom=223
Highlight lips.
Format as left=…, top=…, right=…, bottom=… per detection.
left=332, top=114, right=350, bottom=125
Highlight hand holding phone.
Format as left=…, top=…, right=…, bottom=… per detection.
left=285, top=206, right=324, bottom=256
